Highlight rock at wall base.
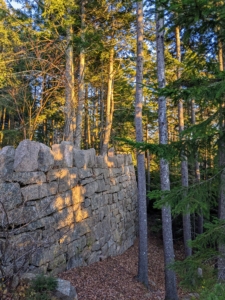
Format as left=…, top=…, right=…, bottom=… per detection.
left=54, top=278, right=78, bottom=300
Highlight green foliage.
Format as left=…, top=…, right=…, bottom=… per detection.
left=26, top=273, right=58, bottom=300
left=171, top=219, right=225, bottom=296
left=149, top=171, right=219, bottom=216
left=200, top=283, right=225, bottom=300
left=30, top=273, right=58, bottom=293
left=173, top=246, right=225, bottom=299
left=115, top=137, right=179, bottom=160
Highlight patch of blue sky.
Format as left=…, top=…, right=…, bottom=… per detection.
left=7, top=0, right=22, bottom=9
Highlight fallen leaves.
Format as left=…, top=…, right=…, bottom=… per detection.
left=59, top=229, right=185, bottom=300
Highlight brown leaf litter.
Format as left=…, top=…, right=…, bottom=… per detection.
left=59, top=233, right=186, bottom=300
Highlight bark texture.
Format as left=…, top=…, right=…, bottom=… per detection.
left=101, top=48, right=114, bottom=156
left=156, top=8, right=178, bottom=300
left=85, top=85, right=91, bottom=149
left=191, top=100, right=203, bottom=234
left=218, top=40, right=225, bottom=280
left=75, top=0, right=86, bottom=149
left=64, top=26, right=76, bottom=143
left=176, top=26, right=192, bottom=257
left=135, top=1, right=149, bottom=287
left=218, top=169, right=225, bottom=280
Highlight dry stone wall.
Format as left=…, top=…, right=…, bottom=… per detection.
left=0, top=140, right=137, bottom=276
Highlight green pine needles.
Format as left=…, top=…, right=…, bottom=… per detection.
left=171, top=219, right=225, bottom=298
left=26, top=274, right=58, bottom=300
left=149, top=171, right=220, bottom=217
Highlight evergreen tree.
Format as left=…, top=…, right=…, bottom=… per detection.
left=156, top=2, right=178, bottom=299
left=135, top=0, right=149, bottom=287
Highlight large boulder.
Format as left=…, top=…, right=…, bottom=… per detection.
left=14, top=140, right=40, bottom=172
left=0, top=146, right=15, bottom=182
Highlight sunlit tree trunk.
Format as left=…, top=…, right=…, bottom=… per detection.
left=156, top=6, right=178, bottom=299
left=135, top=1, right=149, bottom=287
left=218, top=38, right=225, bottom=281
left=95, top=91, right=100, bottom=151
left=84, top=85, right=91, bottom=149
left=219, top=40, right=224, bottom=72
left=100, top=87, right=104, bottom=152
left=175, top=26, right=192, bottom=257
left=75, top=0, right=86, bottom=149
left=2, top=107, right=6, bottom=130
left=64, top=25, right=75, bottom=143
left=101, top=48, right=114, bottom=156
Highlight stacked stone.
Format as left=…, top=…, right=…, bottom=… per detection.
left=0, top=140, right=137, bottom=276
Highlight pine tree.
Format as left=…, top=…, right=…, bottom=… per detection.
left=135, top=0, right=149, bottom=287
left=156, top=3, right=178, bottom=299
left=175, top=25, right=192, bottom=257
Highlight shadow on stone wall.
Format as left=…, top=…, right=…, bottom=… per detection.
left=0, top=140, right=137, bottom=279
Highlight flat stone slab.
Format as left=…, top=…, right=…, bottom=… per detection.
left=12, top=171, right=46, bottom=185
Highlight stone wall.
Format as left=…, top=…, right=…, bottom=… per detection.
left=0, top=140, right=137, bottom=276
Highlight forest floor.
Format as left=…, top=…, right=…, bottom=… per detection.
left=59, top=217, right=191, bottom=300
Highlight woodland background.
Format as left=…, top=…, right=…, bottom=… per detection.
left=1, top=0, right=225, bottom=299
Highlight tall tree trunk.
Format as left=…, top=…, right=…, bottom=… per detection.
left=101, top=48, right=114, bottom=155
left=218, top=40, right=224, bottom=72
left=146, top=149, right=150, bottom=210
left=100, top=87, right=104, bottom=152
left=145, top=112, right=150, bottom=208
left=91, top=93, right=95, bottom=148
left=64, top=25, right=75, bottom=143
left=191, top=100, right=203, bottom=234
left=2, top=107, right=6, bottom=130
left=175, top=26, right=192, bottom=257
left=156, top=7, right=178, bottom=299
left=75, top=0, right=86, bottom=149
left=135, top=1, right=149, bottom=287
left=218, top=38, right=225, bottom=280
left=84, top=85, right=91, bottom=149
left=95, top=90, right=100, bottom=151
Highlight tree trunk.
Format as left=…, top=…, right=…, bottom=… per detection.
left=2, top=107, right=6, bottom=130
left=156, top=7, right=178, bottom=299
left=135, top=1, right=149, bottom=287
left=75, top=0, right=86, bottom=149
left=190, top=100, right=203, bottom=234
left=100, top=87, right=104, bottom=153
left=101, top=48, right=114, bottom=156
left=64, top=25, right=76, bottom=143
left=146, top=149, right=150, bottom=210
left=175, top=26, right=192, bottom=257
left=218, top=40, right=224, bottom=72
left=145, top=114, right=150, bottom=208
left=84, top=85, right=91, bottom=149
left=218, top=38, right=225, bottom=280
